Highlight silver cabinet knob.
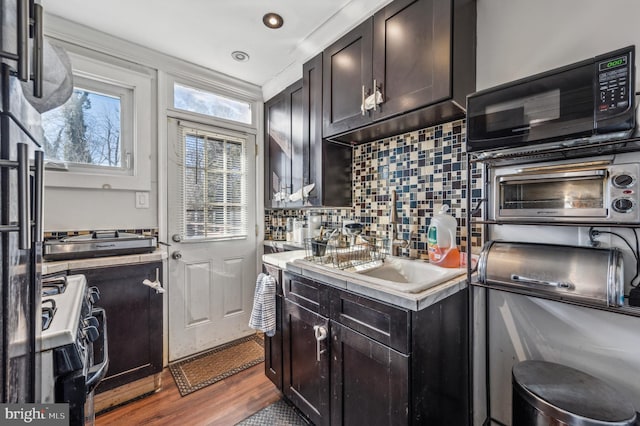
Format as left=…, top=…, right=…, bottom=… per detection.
left=172, top=251, right=182, bottom=260
left=172, top=234, right=182, bottom=243
left=313, top=325, right=328, bottom=362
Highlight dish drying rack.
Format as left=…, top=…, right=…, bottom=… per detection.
left=304, top=234, right=389, bottom=270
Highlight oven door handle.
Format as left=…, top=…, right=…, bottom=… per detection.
left=498, top=169, right=605, bottom=183
left=86, top=307, right=109, bottom=393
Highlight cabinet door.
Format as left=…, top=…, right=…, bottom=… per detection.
left=373, top=0, right=452, bottom=121
left=303, top=53, right=322, bottom=207
left=303, top=53, right=353, bottom=207
left=322, top=18, right=373, bottom=137
left=282, top=299, right=330, bottom=426
left=264, top=294, right=283, bottom=390
left=289, top=81, right=304, bottom=207
left=262, top=264, right=283, bottom=390
left=70, top=262, right=163, bottom=393
left=264, top=91, right=291, bottom=207
left=331, top=322, right=409, bottom=426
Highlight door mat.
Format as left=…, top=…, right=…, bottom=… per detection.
left=235, top=399, right=308, bottom=425
left=169, top=334, right=264, bottom=397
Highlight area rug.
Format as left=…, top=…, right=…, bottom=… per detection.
left=235, top=399, right=308, bottom=425
left=169, top=334, right=264, bottom=397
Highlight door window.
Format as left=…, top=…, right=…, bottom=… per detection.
left=175, top=124, right=248, bottom=241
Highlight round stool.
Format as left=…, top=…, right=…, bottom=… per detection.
left=512, top=360, right=637, bottom=425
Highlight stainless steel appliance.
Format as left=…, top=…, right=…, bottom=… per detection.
left=477, top=241, right=625, bottom=307
left=44, top=231, right=157, bottom=261
left=512, top=361, right=637, bottom=425
left=467, top=46, right=636, bottom=154
left=491, top=159, right=640, bottom=223
left=39, top=274, right=108, bottom=425
left=0, top=0, right=45, bottom=403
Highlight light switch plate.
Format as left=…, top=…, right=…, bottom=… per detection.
left=135, top=191, right=150, bottom=209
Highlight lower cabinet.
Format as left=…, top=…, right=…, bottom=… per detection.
left=331, top=322, right=409, bottom=426
left=280, top=270, right=469, bottom=425
left=282, top=298, right=331, bottom=426
left=69, top=262, right=163, bottom=393
left=263, top=263, right=283, bottom=390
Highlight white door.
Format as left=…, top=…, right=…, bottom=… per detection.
left=167, top=118, right=257, bottom=361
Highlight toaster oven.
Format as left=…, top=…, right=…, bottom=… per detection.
left=491, top=160, right=640, bottom=223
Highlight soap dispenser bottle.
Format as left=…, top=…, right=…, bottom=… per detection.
left=427, top=205, right=460, bottom=268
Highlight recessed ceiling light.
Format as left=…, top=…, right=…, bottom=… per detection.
left=231, top=51, right=250, bottom=62
left=263, top=13, right=284, bottom=29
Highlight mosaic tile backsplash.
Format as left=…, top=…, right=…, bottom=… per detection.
left=265, top=119, right=484, bottom=258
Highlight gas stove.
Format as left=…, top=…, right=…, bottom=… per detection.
left=38, top=274, right=108, bottom=425
left=40, top=275, right=89, bottom=352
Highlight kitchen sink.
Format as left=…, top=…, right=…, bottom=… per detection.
left=350, top=257, right=466, bottom=293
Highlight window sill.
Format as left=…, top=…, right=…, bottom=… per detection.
left=45, top=169, right=151, bottom=191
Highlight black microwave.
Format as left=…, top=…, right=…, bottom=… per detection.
left=467, top=46, right=636, bottom=152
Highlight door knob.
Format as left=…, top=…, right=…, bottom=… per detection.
left=172, top=251, right=182, bottom=260
left=172, top=234, right=182, bottom=243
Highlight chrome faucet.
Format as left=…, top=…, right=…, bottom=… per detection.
left=388, top=190, right=409, bottom=256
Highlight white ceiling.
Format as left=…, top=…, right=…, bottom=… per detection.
left=42, top=0, right=391, bottom=97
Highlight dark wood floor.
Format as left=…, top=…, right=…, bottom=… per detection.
left=96, top=364, right=281, bottom=426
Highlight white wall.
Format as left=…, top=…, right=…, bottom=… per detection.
left=477, top=1, right=640, bottom=424
left=477, top=0, right=640, bottom=91
left=42, top=15, right=262, bottom=233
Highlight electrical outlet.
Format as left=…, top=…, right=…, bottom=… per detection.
left=578, top=227, right=611, bottom=247
left=135, top=192, right=150, bottom=209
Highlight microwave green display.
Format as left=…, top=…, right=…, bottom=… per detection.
left=607, top=57, right=625, bottom=68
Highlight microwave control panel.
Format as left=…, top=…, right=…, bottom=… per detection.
left=597, top=52, right=632, bottom=118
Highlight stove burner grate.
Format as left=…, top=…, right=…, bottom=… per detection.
left=42, top=276, right=67, bottom=296
left=41, top=298, right=57, bottom=331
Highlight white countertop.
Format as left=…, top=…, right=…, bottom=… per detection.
left=262, top=250, right=306, bottom=269
left=42, top=248, right=167, bottom=275
left=263, top=250, right=467, bottom=311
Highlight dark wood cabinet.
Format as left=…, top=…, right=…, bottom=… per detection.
left=282, top=298, right=331, bottom=426
left=323, top=0, right=476, bottom=143
left=411, top=289, right=469, bottom=425
left=372, top=0, right=453, bottom=121
left=331, top=322, right=409, bottom=426
left=303, top=53, right=352, bottom=207
left=281, top=270, right=469, bottom=425
left=322, top=18, right=373, bottom=137
left=264, top=54, right=352, bottom=209
left=262, top=263, right=283, bottom=390
left=69, top=262, right=163, bottom=393
left=264, top=80, right=303, bottom=208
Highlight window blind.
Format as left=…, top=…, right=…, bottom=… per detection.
left=175, top=122, right=248, bottom=241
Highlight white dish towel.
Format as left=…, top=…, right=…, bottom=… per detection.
left=249, top=273, right=276, bottom=337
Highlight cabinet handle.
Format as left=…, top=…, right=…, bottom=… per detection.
left=373, top=79, right=377, bottom=111
left=33, top=150, right=43, bottom=242
left=313, top=325, right=328, bottom=362
left=17, top=143, right=30, bottom=249
left=361, top=85, right=366, bottom=116
left=32, top=3, right=43, bottom=98
left=17, top=0, right=29, bottom=81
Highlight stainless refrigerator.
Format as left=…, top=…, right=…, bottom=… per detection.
left=1, top=0, right=45, bottom=403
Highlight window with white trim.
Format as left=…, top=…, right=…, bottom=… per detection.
left=42, top=76, right=132, bottom=172
left=173, top=83, right=252, bottom=125
left=43, top=49, right=152, bottom=190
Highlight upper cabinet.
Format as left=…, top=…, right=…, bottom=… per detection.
left=264, top=57, right=352, bottom=209
left=264, top=80, right=303, bottom=208
left=322, top=19, right=374, bottom=138
left=304, top=53, right=352, bottom=208
left=323, top=0, right=476, bottom=144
